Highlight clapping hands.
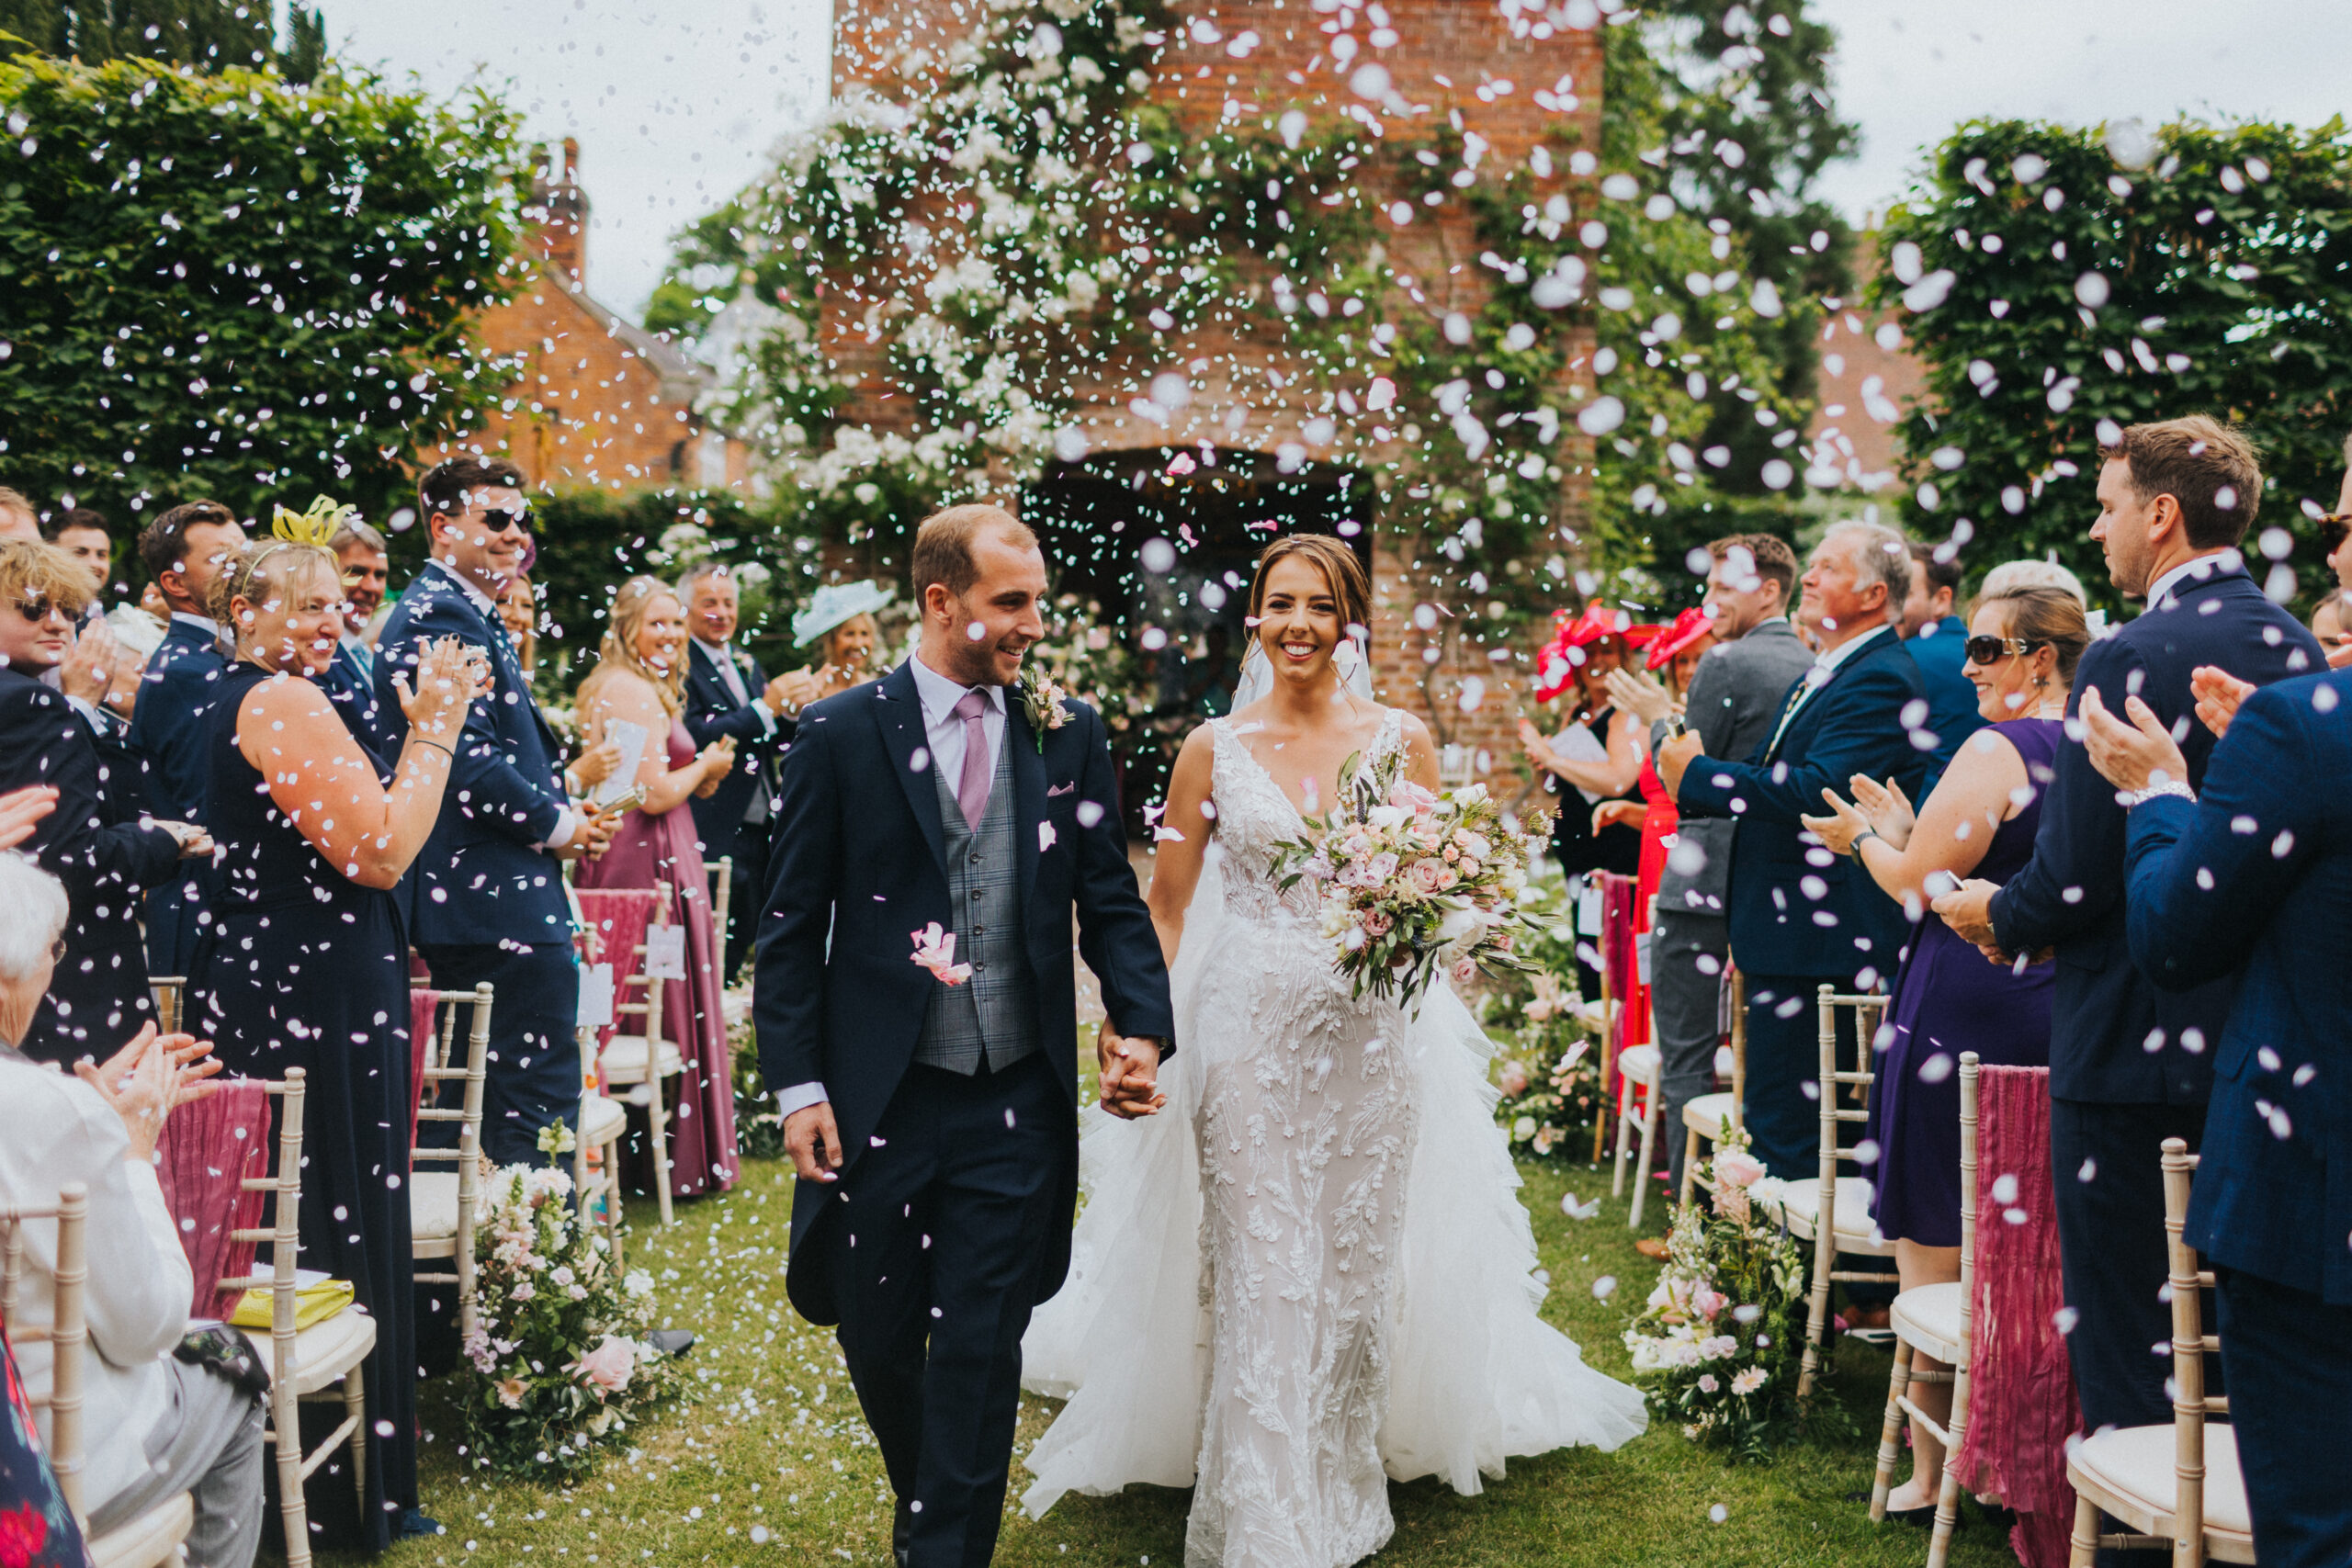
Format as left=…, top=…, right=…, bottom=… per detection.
left=1601, top=666, right=1676, bottom=728
left=393, top=636, right=492, bottom=743
left=76, top=1024, right=220, bottom=1162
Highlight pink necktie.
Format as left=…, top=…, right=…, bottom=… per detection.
left=953, top=688, right=992, bottom=829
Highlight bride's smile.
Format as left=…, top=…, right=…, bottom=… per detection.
left=1253, top=552, right=1347, bottom=688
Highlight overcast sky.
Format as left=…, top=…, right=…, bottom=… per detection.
left=327, top=0, right=2349, bottom=321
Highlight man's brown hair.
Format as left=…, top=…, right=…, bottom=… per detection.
left=1709, top=532, right=1798, bottom=602
left=1908, top=537, right=1962, bottom=599
left=2098, top=414, right=2263, bottom=550
left=418, top=457, right=526, bottom=520
left=910, top=504, right=1038, bottom=604
left=138, top=500, right=236, bottom=581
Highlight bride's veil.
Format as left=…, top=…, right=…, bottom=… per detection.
left=1227, top=626, right=1376, bottom=711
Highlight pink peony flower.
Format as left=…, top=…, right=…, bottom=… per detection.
left=1696, top=1373, right=1720, bottom=1394
left=1713, top=1149, right=1767, bottom=1190
left=910, top=923, right=972, bottom=986
left=573, top=1334, right=637, bottom=1395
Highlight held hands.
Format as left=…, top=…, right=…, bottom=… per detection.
left=2077, top=686, right=2189, bottom=796
left=0, top=784, right=58, bottom=852
left=393, top=636, right=493, bottom=743
left=1928, top=877, right=2001, bottom=949
left=153, top=819, right=215, bottom=861
left=1097, top=1025, right=1167, bottom=1119
left=2189, top=665, right=2256, bottom=742
left=1602, top=665, right=1676, bottom=728
left=75, top=1024, right=220, bottom=1163
left=784, top=1101, right=843, bottom=1183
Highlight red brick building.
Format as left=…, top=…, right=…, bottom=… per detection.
left=826, top=0, right=1606, bottom=784
left=420, top=140, right=754, bottom=496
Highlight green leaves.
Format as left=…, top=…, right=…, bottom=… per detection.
left=0, top=53, right=526, bottom=526
left=1872, top=116, right=2352, bottom=608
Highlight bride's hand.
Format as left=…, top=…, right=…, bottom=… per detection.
left=1097, top=1025, right=1167, bottom=1119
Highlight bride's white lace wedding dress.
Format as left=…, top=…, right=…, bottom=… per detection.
left=1020, top=711, right=1646, bottom=1568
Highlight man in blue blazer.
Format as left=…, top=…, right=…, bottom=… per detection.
left=375, top=458, right=616, bottom=1166
left=677, top=562, right=805, bottom=976
left=2078, top=664, right=2352, bottom=1568
left=757, top=506, right=1173, bottom=1568
left=1660, top=519, right=1928, bottom=1179
left=1898, top=539, right=1984, bottom=797
left=321, top=514, right=391, bottom=757
left=125, top=501, right=245, bottom=976
left=1936, top=416, right=2323, bottom=1456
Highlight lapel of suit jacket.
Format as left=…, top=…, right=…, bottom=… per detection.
left=1763, top=626, right=1892, bottom=763
left=1008, top=696, right=1046, bottom=908
left=875, top=661, right=949, bottom=877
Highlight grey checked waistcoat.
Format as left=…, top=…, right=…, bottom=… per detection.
left=913, top=728, right=1040, bottom=1075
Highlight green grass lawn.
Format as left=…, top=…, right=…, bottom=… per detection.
left=353, top=1136, right=2026, bottom=1568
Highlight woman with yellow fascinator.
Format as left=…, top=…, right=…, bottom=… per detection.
left=184, top=497, right=492, bottom=1548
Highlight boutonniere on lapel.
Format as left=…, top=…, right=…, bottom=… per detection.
left=1016, top=669, right=1071, bottom=752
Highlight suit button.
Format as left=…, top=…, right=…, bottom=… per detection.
left=973, top=925, right=985, bottom=936
left=972, top=889, right=983, bottom=900
left=973, top=962, right=987, bottom=974
left=970, top=852, right=982, bottom=864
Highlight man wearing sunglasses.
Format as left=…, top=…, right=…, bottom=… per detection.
left=375, top=457, right=616, bottom=1168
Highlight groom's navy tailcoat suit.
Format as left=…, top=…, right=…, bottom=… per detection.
left=375, top=562, right=581, bottom=1168
left=2113, top=667, right=2352, bottom=1567
left=1674, top=624, right=1928, bottom=1179
left=1986, top=561, right=2319, bottom=1442
left=753, top=659, right=1173, bottom=1568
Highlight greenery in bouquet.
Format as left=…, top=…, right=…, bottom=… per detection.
left=458, top=1135, right=680, bottom=1480
left=1622, top=1132, right=1811, bottom=1462
left=1026, top=593, right=1154, bottom=741
left=1271, top=750, right=1558, bottom=1010
left=729, top=1011, right=786, bottom=1161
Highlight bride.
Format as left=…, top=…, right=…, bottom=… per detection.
left=1021, top=536, right=1646, bottom=1568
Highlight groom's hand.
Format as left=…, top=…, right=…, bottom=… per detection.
left=1096, top=1027, right=1166, bottom=1120
left=785, top=1101, right=844, bottom=1182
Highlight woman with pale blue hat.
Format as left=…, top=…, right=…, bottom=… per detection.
left=789, top=580, right=894, bottom=705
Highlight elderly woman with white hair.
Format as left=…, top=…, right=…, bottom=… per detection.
left=0, top=850, right=262, bottom=1568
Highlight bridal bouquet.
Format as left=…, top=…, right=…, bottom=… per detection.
left=1270, top=752, right=1556, bottom=1009
left=458, top=1155, right=679, bottom=1479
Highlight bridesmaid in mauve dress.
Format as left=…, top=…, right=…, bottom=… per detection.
left=572, top=575, right=741, bottom=1199
left=185, top=527, right=491, bottom=1549
left=1803, top=584, right=2091, bottom=1519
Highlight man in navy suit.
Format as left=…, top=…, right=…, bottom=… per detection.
left=2078, top=661, right=2352, bottom=1568
left=1935, top=415, right=2322, bottom=1461
left=1660, top=519, right=1928, bottom=1179
left=125, top=501, right=246, bottom=976
left=375, top=458, right=616, bottom=1166
left=758, top=505, right=1174, bottom=1568
left=1898, top=538, right=1984, bottom=797
left=322, top=515, right=390, bottom=754
left=677, top=562, right=807, bottom=976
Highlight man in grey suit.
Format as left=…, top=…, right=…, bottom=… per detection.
left=1610, top=533, right=1815, bottom=1211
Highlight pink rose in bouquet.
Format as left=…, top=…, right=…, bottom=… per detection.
left=1359, top=908, right=1395, bottom=938
left=1407, top=858, right=1448, bottom=895
left=1388, top=780, right=1439, bottom=814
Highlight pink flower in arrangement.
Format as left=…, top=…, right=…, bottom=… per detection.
left=1388, top=780, right=1439, bottom=813
left=910, top=923, right=972, bottom=986
left=1498, top=1059, right=1530, bottom=1097
left=495, top=1377, right=527, bottom=1410
left=1692, top=1287, right=1727, bottom=1321
left=1359, top=908, right=1394, bottom=938
left=1713, top=1149, right=1767, bottom=1190
left=1716, top=1186, right=1752, bottom=1224
left=1696, top=1373, right=1720, bottom=1395
left=573, top=1334, right=638, bottom=1394
left=1451, top=957, right=1477, bottom=985
left=1407, top=858, right=1448, bottom=895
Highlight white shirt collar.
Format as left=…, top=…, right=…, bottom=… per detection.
left=906, top=653, right=1004, bottom=728
left=1813, top=620, right=1893, bottom=672
left=426, top=557, right=501, bottom=617
left=2145, top=552, right=2233, bottom=611
left=691, top=636, right=736, bottom=663
left=169, top=610, right=220, bottom=637
left=340, top=631, right=371, bottom=655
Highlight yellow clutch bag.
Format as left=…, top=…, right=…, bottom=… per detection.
left=228, top=1278, right=355, bottom=1331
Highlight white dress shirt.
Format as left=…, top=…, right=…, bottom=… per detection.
left=692, top=637, right=776, bottom=734
left=169, top=610, right=221, bottom=641
left=2144, top=551, right=2233, bottom=611
left=774, top=656, right=1008, bottom=1122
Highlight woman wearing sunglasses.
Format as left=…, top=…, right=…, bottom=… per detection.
left=1799, top=583, right=2088, bottom=1520
left=0, top=540, right=209, bottom=1063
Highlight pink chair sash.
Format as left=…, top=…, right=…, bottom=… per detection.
left=153, top=1078, right=272, bottom=1321
left=573, top=887, right=657, bottom=1053
left=1949, top=1064, right=2078, bottom=1568
left=409, top=987, right=441, bottom=1151
left=1593, top=871, right=1642, bottom=1089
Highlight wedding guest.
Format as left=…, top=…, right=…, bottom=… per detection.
left=0, top=487, right=35, bottom=541
left=42, top=509, right=113, bottom=600
left=1658, top=520, right=1928, bottom=1181
left=189, top=528, right=487, bottom=1548
left=1898, top=539, right=1984, bottom=795
left=1607, top=534, right=1813, bottom=1201
left=1519, top=604, right=1645, bottom=998
left=0, top=853, right=258, bottom=1568
left=0, top=541, right=204, bottom=1062
left=127, top=500, right=247, bottom=976
left=788, top=581, right=892, bottom=703
left=2312, top=587, right=2343, bottom=649
left=374, top=458, right=614, bottom=1165
left=1977, top=557, right=2088, bottom=605
left=679, top=562, right=806, bottom=976
left=2315, top=446, right=2352, bottom=669
left=498, top=574, right=539, bottom=681
left=1933, top=416, right=2322, bottom=1464
left=1803, top=585, right=2086, bottom=1516
left=321, top=514, right=390, bottom=749
left=574, top=576, right=740, bottom=1198
left=2076, top=647, right=2352, bottom=1568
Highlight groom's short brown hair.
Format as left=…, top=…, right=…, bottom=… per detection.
left=911, top=504, right=1038, bottom=601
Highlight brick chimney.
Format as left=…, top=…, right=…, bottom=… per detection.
left=527, top=138, right=588, bottom=289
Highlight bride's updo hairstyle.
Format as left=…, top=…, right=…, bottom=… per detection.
left=1247, top=535, right=1371, bottom=648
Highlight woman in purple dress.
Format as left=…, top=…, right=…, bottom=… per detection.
left=1803, top=584, right=2090, bottom=1519
left=574, top=575, right=741, bottom=1199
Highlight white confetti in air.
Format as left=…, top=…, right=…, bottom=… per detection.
left=1591, top=1275, right=1617, bottom=1301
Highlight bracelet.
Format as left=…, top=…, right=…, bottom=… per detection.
left=412, top=739, right=456, bottom=760
left=1850, top=826, right=1880, bottom=855
left=2120, top=779, right=2196, bottom=808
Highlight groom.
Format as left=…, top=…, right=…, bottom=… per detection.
left=756, top=504, right=1174, bottom=1568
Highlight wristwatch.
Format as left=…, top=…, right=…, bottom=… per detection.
left=2120, top=779, right=2196, bottom=808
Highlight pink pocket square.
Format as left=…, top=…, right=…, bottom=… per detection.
left=1047, top=782, right=1076, bottom=797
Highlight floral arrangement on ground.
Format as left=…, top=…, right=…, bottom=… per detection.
left=459, top=1149, right=680, bottom=1480
left=1622, top=1134, right=1811, bottom=1462
left=1480, top=860, right=1606, bottom=1154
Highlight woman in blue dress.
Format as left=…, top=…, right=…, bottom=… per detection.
left=1803, top=584, right=2090, bottom=1519
left=187, top=515, right=488, bottom=1551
